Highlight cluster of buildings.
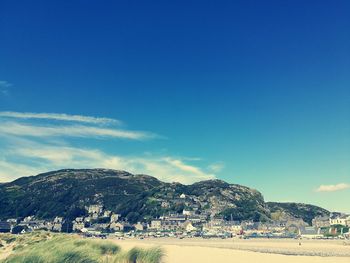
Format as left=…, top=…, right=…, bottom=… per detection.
left=307, top=213, right=350, bottom=238
left=1, top=200, right=349, bottom=239
left=0, top=216, right=66, bottom=234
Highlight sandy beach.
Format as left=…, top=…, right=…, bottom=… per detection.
left=112, top=238, right=350, bottom=263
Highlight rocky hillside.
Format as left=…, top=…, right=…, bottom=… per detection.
left=0, top=169, right=329, bottom=223
left=266, top=202, right=329, bottom=225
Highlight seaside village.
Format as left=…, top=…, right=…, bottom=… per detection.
left=1, top=194, right=349, bottom=240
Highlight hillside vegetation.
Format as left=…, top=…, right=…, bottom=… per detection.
left=0, top=169, right=329, bottom=223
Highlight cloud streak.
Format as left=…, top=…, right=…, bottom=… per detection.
left=0, top=159, right=45, bottom=182
left=316, top=183, right=350, bottom=192
left=0, top=122, right=154, bottom=140
left=1, top=141, right=216, bottom=184
left=0, top=111, right=219, bottom=184
left=164, top=157, right=215, bottom=181
left=0, top=111, right=120, bottom=125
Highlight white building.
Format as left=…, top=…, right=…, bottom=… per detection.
left=53, top=217, right=63, bottom=223
left=23, top=216, right=35, bottom=223
left=182, top=209, right=194, bottom=216
left=103, top=210, right=112, bottom=217
left=161, top=201, right=170, bottom=208
left=73, top=222, right=85, bottom=232
left=330, top=214, right=350, bottom=226
left=88, top=204, right=103, bottom=215
left=150, top=220, right=162, bottom=230
left=110, top=213, right=121, bottom=223
left=133, top=222, right=144, bottom=231
left=182, top=221, right=196, bottom=232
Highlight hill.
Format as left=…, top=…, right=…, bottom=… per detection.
left=0, top=169, right=329, bottom=224
left=266, top=202, right=329, bottom=225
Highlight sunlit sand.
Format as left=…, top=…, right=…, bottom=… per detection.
left=112, top=237, right=350, bottom=263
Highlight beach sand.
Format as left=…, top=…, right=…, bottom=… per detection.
left=112, top=237, right=350, bottom=263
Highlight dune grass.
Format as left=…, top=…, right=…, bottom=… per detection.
left=0, top=232, right=163, bottom=263
left=122, top=247, right=165, bottom=263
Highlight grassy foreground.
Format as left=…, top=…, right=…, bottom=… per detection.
left=0, top=232, right=164, bottom=263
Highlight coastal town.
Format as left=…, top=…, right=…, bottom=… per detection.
left=1, top=194, right=349, bottom=240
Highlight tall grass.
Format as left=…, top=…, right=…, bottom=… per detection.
left=123, top=247, right=164, bottom=263
left=91, top=242, right=121, bottom=255
left=1, top=233, right=163, bottom=263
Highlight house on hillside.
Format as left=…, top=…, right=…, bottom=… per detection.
left=182, top=209, right=195, bottom=216
left=103, top=210, right=112, bottom=217
left=182, top=221, right=196, bottom=232
left=6, top=219, right=17, bottom=224
left=52, top=217, right=64, bottom=232
left=133, top=222, right=145, bottom=231
left=110, top=222, right=125, bottom=231
left=150, top=220, right=162, bottom=230
left=22, top=216, right=35, bottom=223
left=88, top=204, right=103, bottom=215
left=161, top=201, right=170, bottom=208
left=73, top=222, right=85, bottom=232
left=27, top=220, right=46, bottom=231
left=110, top=213, right=121, bottom=223
left=187, top=215, right=202, bottom=224
left=161, top=221, right=180, bottom=231
left=72, top=218, right=85, bottom=232
left=162, top=214, right=186, bottom=223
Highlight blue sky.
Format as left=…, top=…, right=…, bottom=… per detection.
left=0, top=0, right=349, bottom=212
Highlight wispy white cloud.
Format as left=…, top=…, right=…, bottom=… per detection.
left=0, top=81, right=12, bottom=95
left=1, top=140, right=216, bottom=184
left=0, top=111, right=219, bottom=184
left=0, top=111, right=120, bottom=125
left=0, top=122, right=154, bottom=140
left=316, top=183, right=350, bottom=192
left=163, top=157, right=215, bottom=181
left=0, top=159, right=45, bottom=182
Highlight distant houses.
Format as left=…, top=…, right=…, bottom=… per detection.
left=150, top=218, right=196, bottom=232
left=52, top=217, right=64, bottom=232
left=1, top=199, right=349, bottom=240
left=72, top=217, right=85, bottom=232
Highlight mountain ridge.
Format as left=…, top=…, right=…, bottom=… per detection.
left=0, top=169, right=329, bottom=224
